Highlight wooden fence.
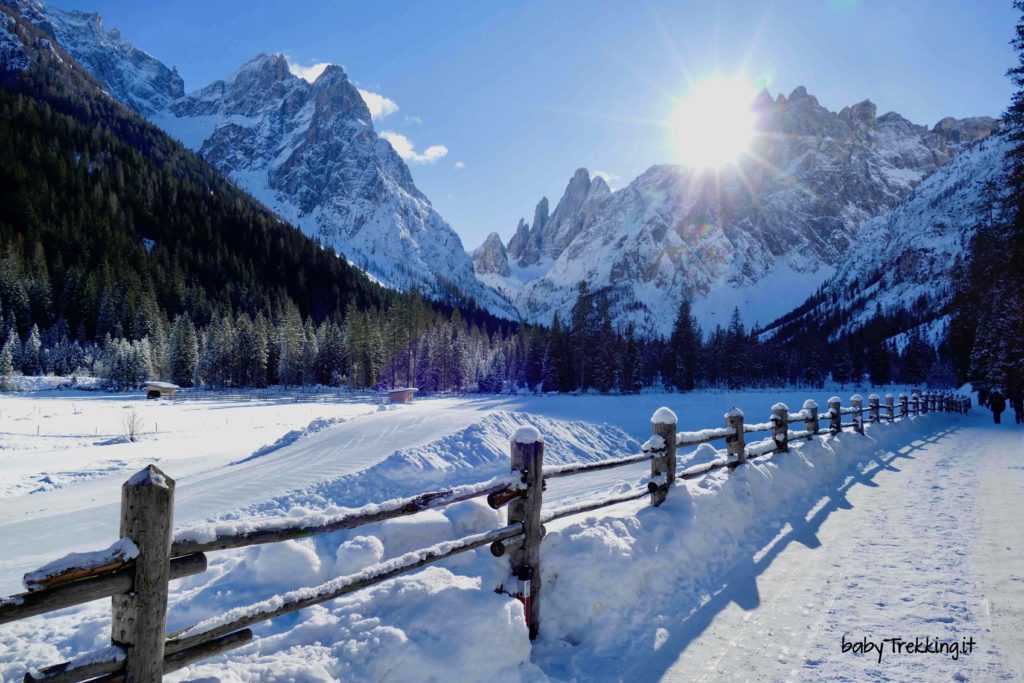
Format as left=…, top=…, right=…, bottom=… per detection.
left=0, top=390, right=970, bottom=681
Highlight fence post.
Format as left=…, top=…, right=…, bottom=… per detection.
left=899, top=393, right=908, bottom=419
left=885, top=394, right=895, bottom=422
left=868, top=394, right=880, bottom=423
left=509, top=426, right=544, bottom=640
left=829, top=396, right=842, bottom=434
left=803, top=399, right=819, bottom=440
left=911, top=392, right=920, bottom=416
left=112, top=465, right=175, bottom=681
left=725, top=408, right=745, bottom=467
left=649, top=408, right=677, bottom=507
left=771, top=403, right=789, bottom=453
left=851, top=395, right=864, bottom=434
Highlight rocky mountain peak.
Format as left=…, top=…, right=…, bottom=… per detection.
left=472, top=232, right=511, bottom=277
left=839, top=99, right=877, bottom=127
left=504, top=167, right=616, bottom=270
left=498, top=84, right=1002, bottom=335
left=4, top=0, right=185, bottom=115
left=8, top=0, right=514, bottom=317
left=533, top=196, right=550, bottom=234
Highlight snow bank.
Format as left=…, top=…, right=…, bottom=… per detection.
left=0, top=375, right=105, bottom=392
left=231, top=415, right=359, bottom=465
left=166, top=567, right=543, bottom=683
left=534, top=417, right=937, bottom=678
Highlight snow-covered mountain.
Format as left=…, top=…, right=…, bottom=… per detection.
left=475, top=87, right=998, bottom=335
left=760, top=131, right=1010, bottom=347
left=4, top=0, right=514, bottom=317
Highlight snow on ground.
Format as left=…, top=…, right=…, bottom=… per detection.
left=1, top=385, right=1020, bottom=681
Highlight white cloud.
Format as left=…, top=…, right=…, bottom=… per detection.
left=287, top=59, right=331, bottom=83
left=454, top=161, right=466, bottom=169
left=593, top=170, right=619, bottom=188
left=380, top=131, right=448, bottom=164
left=285, top=58, right=399, bottom=121
left=358, top=89, right=399, bottom=121
left=405, top=115, right=423, bottom=125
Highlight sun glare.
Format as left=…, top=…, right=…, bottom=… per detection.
left=668, top=76, right=759, bottom=169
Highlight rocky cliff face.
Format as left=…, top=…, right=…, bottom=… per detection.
left=3, top=0, right=184, bottom=116
left=482, top=85, right=998, bottom=335
left=761, top=131, right=1010, bottom=344
left=503, top=169, right=611, bottom=268
left=471, top=232, right=510, bottom=277
left=7, top=0, right=514, bottom=317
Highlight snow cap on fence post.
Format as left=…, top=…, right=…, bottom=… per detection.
left=911, top=392, right=920, bottom=415
left=850, top=395, right=864, bottom=434
left=803, top=399, right=819, bottom=440
left=725, top=407, right=745, bottom=467
left=508, top=426, right=543, bottom=639
left=112, top=465, right=175, bottom=681
left=771, top=403, right=789, bottom=453
left=649, top=407, right=677, bottom=507
left=512, top=425, right=542, bottom=445
left=828, top=397, right=842, bottom=434
left=868, top=394, right=880, bottom=423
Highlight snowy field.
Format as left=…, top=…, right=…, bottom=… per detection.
left=0, top=385, right=1021, bottom=681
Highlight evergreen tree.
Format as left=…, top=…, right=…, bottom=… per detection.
left=668, top=298, right=700, bottom=391
left=0, top=338, right=13, bottom=381
left=2, top=328, right=20, bottom=376
left=832, top=350, right=854, bottom=389
left=277, top=305, right=305, bottom=386
left=301, top=318, right=319, bottom=386
left=21, top=324, right=42, bottom=375
left=724, top=308, right=748, bottom=389
left=167, top=314, right=198, bottom=387
left=901, top=332, right=935, bottom=385
left=569, top=281, right=594, bottom=390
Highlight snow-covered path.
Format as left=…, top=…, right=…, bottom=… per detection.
left=645, top=421, right=1024, bottom=682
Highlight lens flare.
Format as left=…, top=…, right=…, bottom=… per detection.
left=667, top=76, right=759, bottom=169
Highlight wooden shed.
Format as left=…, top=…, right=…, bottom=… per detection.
left=145, top=381, right=179, bottom=399
left=387, top=387, right=418, bottom=404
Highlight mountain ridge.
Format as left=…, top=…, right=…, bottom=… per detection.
left=475, top=86, right=998, bottom=335
left=4, top=0, right=516, bottom=319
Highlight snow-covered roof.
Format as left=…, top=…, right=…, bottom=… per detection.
left=145, top=381, right=179, bottom=390
left=387, top=387, right=419, bottom=393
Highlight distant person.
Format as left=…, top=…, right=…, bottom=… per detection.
left=978, top=386, right=990, bottom=409
left=1011, top=386, right=1024, bottom=425
left=989, top=388, right=1006, bottom=424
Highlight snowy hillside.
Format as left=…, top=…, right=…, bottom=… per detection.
left=475, top=90, right=998, bottom=335
left=4, top=0, right=514, bottom=317
left=761, top=132, right=1010, bottom=345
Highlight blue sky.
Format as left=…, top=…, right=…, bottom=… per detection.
left=52, top=0, right=1018, bottom=250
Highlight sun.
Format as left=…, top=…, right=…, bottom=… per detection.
left=667, top=76, right=759, bottom=169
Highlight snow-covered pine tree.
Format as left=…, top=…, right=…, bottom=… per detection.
left=301, top=318, right=319, bottom=386
left=21, top=324, right=42, bottom=376
left=277, top=305, right=305, bottom=387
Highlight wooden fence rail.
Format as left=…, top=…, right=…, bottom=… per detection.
left=2, top=390, right=971, bottom=681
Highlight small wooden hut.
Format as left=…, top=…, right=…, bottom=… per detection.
left=145, top=381, right=179, bottom=400
left=387, top=387, right=418, bottom=404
